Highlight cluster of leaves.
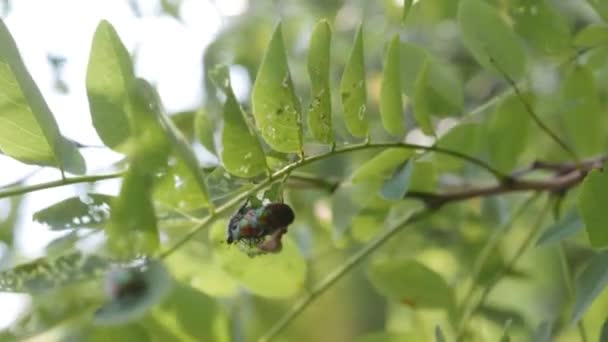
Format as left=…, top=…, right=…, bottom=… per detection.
left=1, top=0, right=608, bottom=341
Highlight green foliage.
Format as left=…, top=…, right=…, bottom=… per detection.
left=340, top=24, right=369, bottom=137
left=33, top=194, right=113, bottom=230
left=380, top=35, right=404, bottom=137
left=307, top=20, right=334, bottom=144
left=572, top=252, right=608, bottom=323
left=0, top=19, right=85, bottom=173
left=579, top=169, right=608, bottom=248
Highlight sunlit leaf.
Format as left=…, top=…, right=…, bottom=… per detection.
left=87, top=324, right=151, bottom=342
left=210, top=65, right=267, bottom=178
left=340, top=24, right=369, bottom=137
left=351, top=149, right=413, bottom=184
left=194, top=108, right=217, bottom=155
left=307, top=20, right=333, bottom=144
left=536, top=209, right=583, bottom=246
left=562, top=66, right=604, bottom=157
left=209, top=220, right=306, bottom=298
left=0, top=19, right=85, bottom=173
left=251, top=23, right=302, bottom=153
left=587, top=0, right=608, bottom=22
left=86, top=20, right=133, bottom=150
left=154, top=159, right=209, bottom=211
left=413, top=61, right=434, bottom=135
left=0, top=251, right=108, bottom=293
left=509, top=0, right=570, bottom=55
left=578, top=169, right=608, bottom=248
left=486, top=95, right=530, bottom=173
left=574, top=24, right=608, bottom=47
left=571, top=251, right=608, bottom=323
left=33, top=194, right=113, bottom=230
left=367, top=257, right=453, bottom=309
left=380, top=35, right=404, bottom=136
left=458, top=0, right=526, bottom=79
left=380, top=160, right=413, bottom=200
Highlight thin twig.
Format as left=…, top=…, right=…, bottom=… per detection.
left=257, top=209, right=433, bottom=342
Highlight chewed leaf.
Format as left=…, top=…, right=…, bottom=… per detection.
left=94, top=260, right=172, bottom=326
left=33, top=194, right=114, bottom=230
left=0, top=251, right=108, bottom=293
left=340, top=24, right=369, bottom=137
left=307, top=20, right=333, bottom=144
left=251, top=23, right=302, bottom=153
left=380, top=35, right=404, bottom=137
left=211, top=65, right=268, bottom=178
left=0, top=19, right=85, bottom=174
left=86, top=20, right=133, bottom=150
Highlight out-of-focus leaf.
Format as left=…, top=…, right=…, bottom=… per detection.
left=574, top=24, right=608, bottom=47
left=578, top=169, right=608, bottom=248
left=86, top=20, right=133, bottom=150
left=367, top=257, right=453, bottom=309
left=0, top=19, right=85, bottom=173
left=600, top=319, right=608, bottom=342
left=209, top=220, right=306, bottom=298
left=160, top=0, right=181, bottom=19
left=435, top=326, right=446, bottom=342
left=355, top=331, right=421, bottom=342
left=133, top=79, right=211, bottom=207
left=536, top=209, right=583, bottom=246
left=194, top=108, right=217, bottom=155
left=210, top=65, right=267, bottom=178
left=340, top=24, right=369, bottom=137
left=251, top=23, right=302, bottom=153
left=534, top=321, right=553, bottom=342
left=148, top=284, right=230, bottom=341
left=332, top=182, right=380, bottom=237
left=400, top=42, right=463, bottom=117
left=413, top=61, right=434, bottom=135
left=87, top=324, right=150, bottom=342
left=170, top=110, right=197, bottom=142
left=587, top=0, right=608, bottom=22
left=380, top=35, right=404, bottom=136
left=154, top=159, right=209, bottom=211
left=486, top=95, right=530, bottom=173
left=476, top=304, right=526, bottom=328
left=307, top=20, right=333, bottom=144
left=380, top=160, right=413, bottom=200
left=205, top=166, right=253, bottom=203
left=351, top=149, right=413, bottom=183
left=434, top=123, right=481, bottom=171
left=33, top=194, right=113, bottom=230
left=509, top=0, right=570, bottom=55
left=408, top=160, right=437, bottom=192
left=0, top=251, right=108, bottom=293
left=458, top=0, right=526, bottom=79
left=571, top=251, right=608, bottom=323
left=402, top=0, right=413, bottom=24
left=94, top=260, right=172, bottom=326
left=562, top=66, right=604, bottom=157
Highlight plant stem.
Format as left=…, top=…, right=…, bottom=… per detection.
left=257, top=209, right=433, bottom=342
left=0, top=171, right=124, bottom=199
left=455, top=198, right=552, bottom=341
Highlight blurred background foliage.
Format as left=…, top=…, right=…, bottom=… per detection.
left=1, top=0, right=608, bottom=341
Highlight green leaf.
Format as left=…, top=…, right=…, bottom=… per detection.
left=154, top=159, right=210, bottom=211
left=458, top=0, right=526, bottom=79
left=86, top=20, right=133, bottom=150
left=434, top=123, right=481, bottom=171
left=0, top=19, right=85, bottom=173
left=600, top=319, right=608, bottom=342
left=251, top=23, right=302, bottom=153
left=351, top=148, right=413, bottom=184
left=574, top=24, right=608, bottom=48
left=340, top=24, right=369, bottom=137
left=579, top=169, right=608, bottom=248
left=536, top=209, right=583, bottom=246
left=355, top=331, right=421, bottom=342
left=210, top=65, right=267, bottom=178
left=380, top=160, right=413, bottom=200
left=380, top=35, right=404, bottom=136
left=509, top=0, right=571, bottom=55
left=402, top=0, right=413, bottom=24
left=413, top=61, right=434, bottom=135
left=367, top=257, right=453, bottom=309
left=209, top=220, right=306, bottom=298
left=562, top=66, right=604, bottom=157
left=33, top=194, right=113, bottom=230
left=133, top=79, right=211, bottom=207
left=409, top=160, right=437, bottom=192
left=435, top=326, right=446, bottom=342
left=400, top=43, right=463, bottom=116
left=194, top=108, right=217, bottom=155
left=571, top=251, right=608, bottom=323
left=587, top=0, right=608, bottom=22
left=332, top=182, right=380, bottom=237
left=486, top=95, right=530, bottom=173
left=307, top=20, right=333, bottom=144
left=0, top=251, right=108, bottom=293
